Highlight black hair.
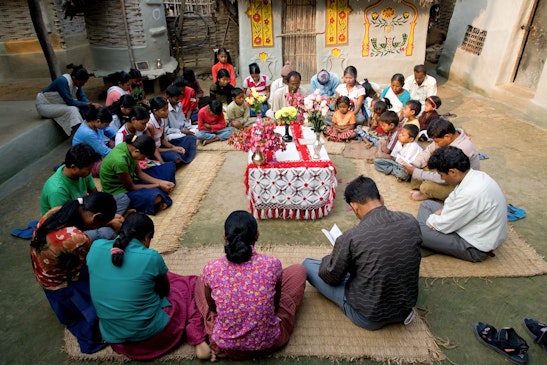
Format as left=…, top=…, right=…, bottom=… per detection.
left=380, top=111, right=399, bottom=126
left=111, top=213, right=154, bottom=267
left=427, top=117, right=456, bottom=139
left=182, top=69, right=196, bottom=83
left=403, top=124, right=420, bottom=139
left=336, top=95, right=351, bottom=108
left=381, top=97, right=393, bottom=110
left=249, top=62, right=260, bottom=74
left=426, top=95, right=442, bottom=109
left=343, top=65, right=358, bottom=81
left=150, top=95, right=168, bottom=112
left=373, top=100, right=388, bottom=114
left=362, top=79, right=377, bottom=99
left=413, top=64, right=427, bottom=74
left=344, top=175, right=381, bottom=205
left=165, top=84, right=182, bottom=97
left=209, top=99, right=223, bottom=115
left=285, top=70, right=301, bottom=83
left=171, top=75, right=187, bottom=88
left=85, top=106, right=112, bottom=124
left=125, top=134, right=156, bottom=157
left=214, top=47, right=232, bottom=65
left=108, top=94, right=136, bottom=121
left=224, top=210, right=257, bottom=263
left=391, top=73, right=405, bottom=85
left=128, top=105, right=150, bottom=122
left=67, top=64, right=89, bottom=81
left=31, top=192, right=116, bottom=251
left=128, top=68, right=142, bottom=79
left=427, top=146, right=470, bottom=174
left=216, top=68, right=231, bottom=82
left=231, top=87, right=244, bottom=97
left=64, top=143, right=101, bottom=168
left=406, top=99, right=422, bottom=116
left=111, top=71, right=131, bottom=86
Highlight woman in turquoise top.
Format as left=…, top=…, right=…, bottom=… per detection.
left=87, top=213, right=210, bottom=360
left=380, top=73, right=411, bottom=117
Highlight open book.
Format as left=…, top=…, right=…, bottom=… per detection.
left=395, top=154, right=412, bottom=165
left=321, top=224, right=343, bottom=246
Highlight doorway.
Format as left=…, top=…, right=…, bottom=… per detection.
left=280, top=0, right=317, bottom=81
left=513, top=0, right=547, bottom=90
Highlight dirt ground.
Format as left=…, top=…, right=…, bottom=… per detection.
left=1, top=75, right=546, bottom=365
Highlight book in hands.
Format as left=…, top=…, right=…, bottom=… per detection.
left=395, top=154, right=411, bottom=165
left=321, top=224, right=343, bottom=246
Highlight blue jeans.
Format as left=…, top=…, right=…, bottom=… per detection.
left=374, top=158, right=410, bottom=180
left=302, top=258, right=409, bottom=330
left=196, top=127, right=233, bottom=141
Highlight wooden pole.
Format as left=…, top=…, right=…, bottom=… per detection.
left=28, top=0, right=60, bottom=81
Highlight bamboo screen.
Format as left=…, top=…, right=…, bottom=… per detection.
left=281, top=0, right=317, bottom=81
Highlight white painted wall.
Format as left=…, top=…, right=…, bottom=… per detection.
left=238, top=0, right=431, bottom=89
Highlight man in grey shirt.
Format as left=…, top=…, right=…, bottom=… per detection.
left=303, top=175, right=422, bottom=330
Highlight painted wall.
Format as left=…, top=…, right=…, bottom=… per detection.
left=238, top=0, right=431, bottom=90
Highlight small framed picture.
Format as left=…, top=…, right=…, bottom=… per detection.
left=135, top=61, right=149, bottom=71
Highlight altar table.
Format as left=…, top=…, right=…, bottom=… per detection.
left=244, top=124, right=337, bottom=220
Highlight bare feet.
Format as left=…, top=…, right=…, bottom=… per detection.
left=362, top=139, right=373, bottom=149
left=195, top=341, right=211, bottom=360
left=202, top=137, right=220, bottom=146
left=409, top=190, right=429, bottom=201
left=365, top=157, right=375, bottom=164
left=122, top=208, right=137, bottom=218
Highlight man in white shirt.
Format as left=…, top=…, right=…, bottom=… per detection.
left=417, top=146, right=507, bottom=262
left=404, top=64, right=437, bottom=110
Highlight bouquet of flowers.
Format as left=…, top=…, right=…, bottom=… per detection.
left=274, top=106, right=298, bottom=125
left=303, top=90, right=330, bottom=132
left=228, top=117, right=286, bottom=155
left=245, top=87, right=268, bottom=115
left=285, top=92, right=306, bottom=122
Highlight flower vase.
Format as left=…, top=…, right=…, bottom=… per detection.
left=251, top=150, right=266, bottom=166
left=282, top=123, right=293, bottom=142
left=313, top=132, right=323, bottom=159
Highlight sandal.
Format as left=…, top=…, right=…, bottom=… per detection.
left=523, top=317, right=547, bottom=353
left=474, top=322, right=529, bottom=364
left=507, top=204, right=526, bottom=221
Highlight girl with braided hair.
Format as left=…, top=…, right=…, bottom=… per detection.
left=87, top=213, right=210, bottom=360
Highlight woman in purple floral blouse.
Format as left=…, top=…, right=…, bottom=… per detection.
left=195, top=210, right=306, bottom=360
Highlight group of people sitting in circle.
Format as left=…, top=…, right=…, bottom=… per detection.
left=32, top=55, right=510, bottom=360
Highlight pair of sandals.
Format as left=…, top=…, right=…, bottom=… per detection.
left=507, top=204, right=526, bottom=222
left=474, top=318, right=547, bottom=364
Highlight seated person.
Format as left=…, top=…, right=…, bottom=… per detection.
left=210, top=69, right=234, bottom=109
left=30, top=192, right=117, bottom=354
left=195, top=210, right=306, bottom=360
left=403, top=118, right=479, bottom=201
left=41, top=143, right=128, bottom=240
left=324, top=96, right=356, bottom=142
left=310, top=69, right=340, bottom=98
left=303, top=175, right=421, bottom=330
left=100, top=134, right=176, bottom=215
left=225, top=87, right=252, bottom=129
left=105, top=71, right=132, bottom=107
left=374, top=124, right=422, bottom=181
left=242, top=62, right=270, bottom=116
left=267, top=71, right=306, bottom=119
left=164, top=86, right=197, bottom=164
left=417, top=146, right=507, bottom=262
left=196, top=100, right=233, bottom=145
left=171, top=76, right=199, bottom=123
left=404, top=64, right=437, bottom=111
left=72, top=106, right=115, bottom=176
left=87, top=213, right=210, bottom=360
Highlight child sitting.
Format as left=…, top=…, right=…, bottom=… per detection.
left=128, top=68, right=150, bottom=109
left=164, top=85, right=197, bottom=164
left=225, top=87, right=252, bottom=129
left=212, top=47, right=236, bottom=87
left=374, top=124, right=422, bottom=181
left=171, top=76, right=199, bottom=123
left=196, top=100, right=234, bottom=145
left=356, top=99, right=388, bottom=147
left=418, top=96, right=441, bottom=141
left=387, top=100, right=421, bottom=152
left=369, top=111, right=399, bottom=164
left=324, top=96, right=357, bottom=142
left=183, top=68, right=204, bottom=103
left=242, top=62, right=271, bottom=116
left=210, top=69, right=235, bottom=109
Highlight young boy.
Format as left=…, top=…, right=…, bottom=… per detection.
left=196, top=99, right=234, bottom=145
left=387, top=99, right=421, bottom=152
left=225, top=88, right=252, bottom=129
left=40, top=143, right=127, bottom=239
left=369, top=111, right=400, bottom=164
left=172, top=76, right=198, bottom=123
left=374, top=124, right=422, bottom=181
left=163, top=86, right=197, bottom=164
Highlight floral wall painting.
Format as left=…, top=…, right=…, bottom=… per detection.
left=362, top=0, right=418, bottom=57
left=246, top=0, right=274, bottom=48
left=323, top=48, right=348, bottom=72
left=326, top=0, right=353, bottom=46
left=249, top=52, right=277, bottom=80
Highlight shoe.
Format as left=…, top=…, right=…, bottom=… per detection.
left=507, top=204, right=526, bottom=221
left=523, top=317, right=547, bottom=353
left=474, top=322, right=529, bottom=364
